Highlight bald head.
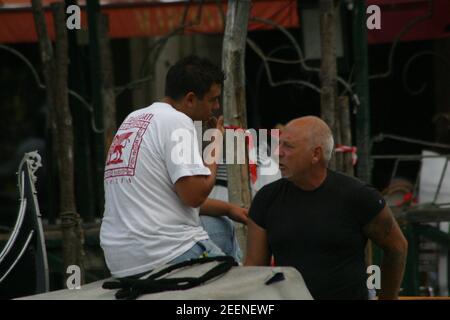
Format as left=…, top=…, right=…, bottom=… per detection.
left=284, top=116, right=334, bottom=164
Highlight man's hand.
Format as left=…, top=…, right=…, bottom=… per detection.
left=227, top=205, right=249, bottom=225
left=205, top=116, right=224, bottom=165
left=200, top=199, right=248, bottom=225
left=207, top=115, right=224, bottom=136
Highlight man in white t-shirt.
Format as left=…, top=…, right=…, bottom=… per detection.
left=100, top=56, right=248, bottom=278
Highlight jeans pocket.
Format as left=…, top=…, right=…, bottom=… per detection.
left=198, top=240, right=225, bottom=257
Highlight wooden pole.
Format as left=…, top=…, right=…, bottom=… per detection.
left=31, top=0, right=85, bottom=283
left=339, top=96, right=354, bottom=176
left=319, top=0, right=338, bottom=171
left=222, top=0, right=252, bottom=256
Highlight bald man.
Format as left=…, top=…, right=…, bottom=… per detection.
left=245, top=116, right=407, bottom=300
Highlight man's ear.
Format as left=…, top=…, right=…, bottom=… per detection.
left=312, top=146, right=321, bottom=164
left=184, top=92, right=196, bottom=108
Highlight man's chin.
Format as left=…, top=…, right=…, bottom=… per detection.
left=280, top=172, right=293, bottom=179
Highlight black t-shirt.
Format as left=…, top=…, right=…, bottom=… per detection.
left=249, top=170, right=386, bottom=300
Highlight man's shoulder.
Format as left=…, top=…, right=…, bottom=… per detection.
left=329, top=170, right=366, bottom=189
left=124, top=103, right=192, bottom=135
left=148, top=102, right=192, bottom=123
left=329, top=170, right=382, bottom=198
left=123, top=105, right=152, bottom=119
left=250, top=179, right=287, bottom=222
left=255, top=178, right=287, bottom=198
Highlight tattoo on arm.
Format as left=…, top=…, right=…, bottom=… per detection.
left=363, top=207, right=407, bottom=299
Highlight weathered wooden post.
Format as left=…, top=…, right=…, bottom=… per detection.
left=222, top=0, right=252, bottom=256
left=319, top=0, right=339, bottom=171
left=31, top=0, right=85, bottom=283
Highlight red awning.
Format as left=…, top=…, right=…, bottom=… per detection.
left=1, top=0, right=449, bottom=45
left=0, top=0, right=299, bottom=43
left=366, top=0, right=450, bottom=44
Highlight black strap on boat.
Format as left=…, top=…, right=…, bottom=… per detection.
left=102, top=255, right=237, bottom=300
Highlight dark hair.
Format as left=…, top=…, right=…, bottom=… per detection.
left=165, top=55, right=225, bottom=100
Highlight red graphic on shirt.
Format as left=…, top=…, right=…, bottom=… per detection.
left=106, top=131, right=134, bottom=165
left=105, top=113, right=153, bottom=179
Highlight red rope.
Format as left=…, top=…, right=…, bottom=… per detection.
left=223, top=125, right=258, bottom=184
left=335, top=144, right=358, bottom=166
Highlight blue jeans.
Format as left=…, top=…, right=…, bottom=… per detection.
left=167, top=239, right=225, bottom=265
left=200, top=215, right=242, bottom=263
left=121, top=216, right=242, bottom=279
left=120, top=240, right=225, bottom=279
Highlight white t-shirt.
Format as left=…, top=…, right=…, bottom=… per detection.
left=100, top=102, right=211, bottom=278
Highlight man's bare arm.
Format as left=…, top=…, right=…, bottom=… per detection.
left=363, top=205, right=408, bottom=300
left=174, top=163, right=217, bottom=208
left=200, top=198, right=248, bottom=224
left=174, top=116, right=223, bottom=208
left=244, top=218, right=271, bottom=266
